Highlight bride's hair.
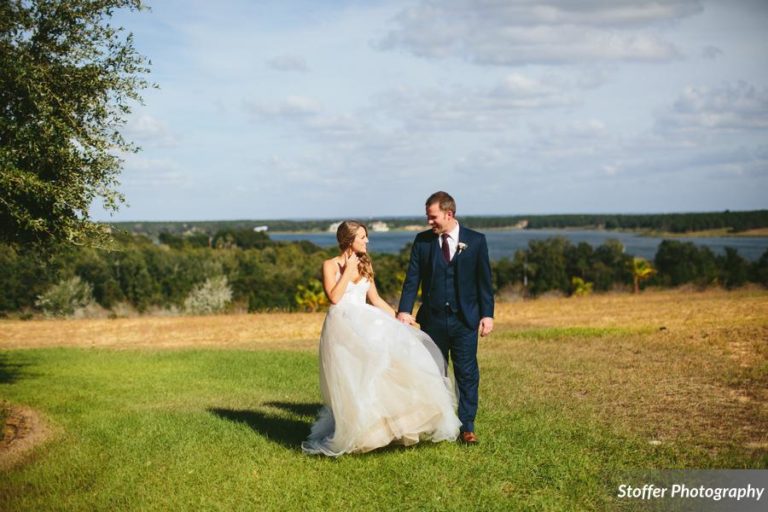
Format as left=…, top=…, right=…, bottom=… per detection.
left=336, top=221, right=374, bottom=281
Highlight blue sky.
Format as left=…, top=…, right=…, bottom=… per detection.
left=94, top=0, right=768, bottom=221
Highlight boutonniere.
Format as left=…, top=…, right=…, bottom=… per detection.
left=457, top=242, right=468, bottom=254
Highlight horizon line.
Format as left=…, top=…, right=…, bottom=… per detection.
left=99, top=208, right=767, bottom=224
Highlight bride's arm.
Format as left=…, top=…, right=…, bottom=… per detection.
left=366, top=279, right=396, bottom=317
left=323, top=258, right=353, bottom=304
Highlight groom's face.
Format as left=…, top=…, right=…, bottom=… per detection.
left=426, top=203, right=454, bottom=234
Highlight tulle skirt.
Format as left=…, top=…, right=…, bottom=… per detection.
left=302, top=302, right=461, bottom=456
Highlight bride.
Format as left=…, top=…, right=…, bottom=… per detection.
left=302, top=221, right=461, bottom=456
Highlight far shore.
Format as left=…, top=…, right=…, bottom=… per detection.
left=629, top=227, right=768, bottom=238
left=268, top=226, right=768, bottom=238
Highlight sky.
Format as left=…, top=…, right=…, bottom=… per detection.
left=93, top=0, right=768, bottom=221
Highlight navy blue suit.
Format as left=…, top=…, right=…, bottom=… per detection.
left=398, top=226, right=494, bottom=433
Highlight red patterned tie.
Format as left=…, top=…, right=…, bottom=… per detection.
left=441, top=233, right=451, bottom=263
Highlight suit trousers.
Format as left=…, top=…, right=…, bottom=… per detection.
left=422, top=309, right=479, bottom=433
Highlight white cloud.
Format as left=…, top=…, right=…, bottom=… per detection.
left=518, top=1, right=702, bottom=26
left=375, top=73, right=577, bottom=132
left=610, top=144, right=768, bottom=182
left=378, top=0, right=702, bottom=65
left=124, top=113, right=178, bottom=148
left=244, top=95, right=323, bottom=120
left=245, top=72, right=582, bottom=142
left=121, top=155, right=184, bottom=187
left=658, top=81, right=768, bottom=133
left=266, top=54, right=309, bottom=72
left=304, top=114, right=367, bottom=139
left=531, top=119, right=608, bottom=139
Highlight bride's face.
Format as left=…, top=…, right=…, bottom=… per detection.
left=350, top=227, right=369, bottom=254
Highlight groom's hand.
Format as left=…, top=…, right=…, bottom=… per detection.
left=397, top=312, right=415, bottom=325
left=479, top=317, right=494, bottom=337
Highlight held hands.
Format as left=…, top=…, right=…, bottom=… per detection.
left=479, top=317, right=494, bottom=337
left=397, top=312, right=416, bottom=325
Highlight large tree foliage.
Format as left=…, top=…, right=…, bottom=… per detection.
left=0, top=0, right=150, bottom=247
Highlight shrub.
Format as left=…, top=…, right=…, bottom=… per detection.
left=183, top=276, right=233, bottom=315
left=571, top=276, right=594, bottom=297
left=35, top=276, right=95, bottom=317
left=295, top=279, right=329, bottom=312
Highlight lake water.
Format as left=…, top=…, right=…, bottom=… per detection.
left=270, top=229, right=768, bottom=261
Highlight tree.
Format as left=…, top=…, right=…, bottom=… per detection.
left=753, top=249, right=768, bottom=288
left=109, top=248, right=157, bottom=311
left=0, top=0, right=151, bottom=248
left=654, top=240, right=718, bottom=287
left=593, top=239, right=632, bottom=290
left=630, top=257, right=656, bottom=293
left=565, top=242, right=593, bottom=281
left=526, top=237, right=570, bottom=295
left=212, top=228, right=272, bottom=250
left=718, top=247, right=749, bottom=289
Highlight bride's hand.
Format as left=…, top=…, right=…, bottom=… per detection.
left=343, top=251, right=359, bottom=271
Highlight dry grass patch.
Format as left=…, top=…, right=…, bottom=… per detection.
left=0, top=312, right=324, bottom=351
left=0, top=401, right=52, bottom=471
left=486, top=288, right=767, bottom=461
left=493, top=287, right=766, bottom=331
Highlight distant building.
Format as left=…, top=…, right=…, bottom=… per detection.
left=183, top=226, right=205, bottom=235
left=514, top=220, right=529, bottom=229
left=370, top=221, right=389, bottom=232
left=253, top=225, right=269, bottom=232
left=329, top=220, right=389, bottom=232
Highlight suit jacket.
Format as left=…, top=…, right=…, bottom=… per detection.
left=398, top=225, right=494, bottom=330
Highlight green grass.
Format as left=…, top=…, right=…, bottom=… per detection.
left=0, top=346, right=762, bottom=511
left=0, top=401, right=7, bottom=433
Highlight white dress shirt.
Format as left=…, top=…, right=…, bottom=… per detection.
left=440, top=222, right=460, bottom=261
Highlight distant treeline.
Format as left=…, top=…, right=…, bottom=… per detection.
left=2, top=228, right=766, bottom=317
left=467, top=210, right=768, bottom=233
left=111, top=210, right=768, bottom=239
left=495, top=238, right=766, bottom=296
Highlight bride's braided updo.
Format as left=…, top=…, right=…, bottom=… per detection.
left=336, top=221, right=374, bottom=281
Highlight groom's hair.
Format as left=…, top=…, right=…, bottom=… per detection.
left=426, top=191, right=456, bottom=214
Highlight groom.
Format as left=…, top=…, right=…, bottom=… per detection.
left=397, top=191, right=494, bottom=444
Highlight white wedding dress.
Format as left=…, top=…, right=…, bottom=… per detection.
left=302, top=277, right=461, bottom=456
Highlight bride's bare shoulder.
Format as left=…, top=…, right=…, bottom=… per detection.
left=323, top=257, right=342, bottom=272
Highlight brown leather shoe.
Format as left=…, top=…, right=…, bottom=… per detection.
left=460, top=431, right=478, bottom=444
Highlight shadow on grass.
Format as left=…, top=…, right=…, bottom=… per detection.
left=0, top=353, right=29, bottom=385
left=263, top=401, right=322, bottom=417
left=209, top=403, right=448, bottom=457
left=208, top=404, right=321, bottom=451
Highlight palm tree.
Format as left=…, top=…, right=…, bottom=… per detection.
left=631, top=257, right=656, bottom=293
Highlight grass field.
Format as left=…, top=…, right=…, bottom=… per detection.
left=1, top=289, right=766, bottom=511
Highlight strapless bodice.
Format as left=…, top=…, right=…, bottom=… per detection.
left=336, top=277, right=370, bottom=307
